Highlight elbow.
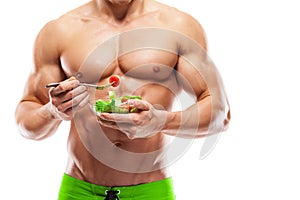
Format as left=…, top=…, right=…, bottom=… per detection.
left=15, top=116, right=48, bottom=141
left=15, top=106, right=54, bottom=141
left=208, top=107, right=231, bottom=135
left=223, top=109, right=231, bottom=131
left=194, top=99, right=231, bottom=138
left=194, top=110, right=230, bottom=138
left=16, top=122, right=43, bottom=141
left=15, top=106, right=36, bottom=140
left=15, top=113, right=34, bottom=140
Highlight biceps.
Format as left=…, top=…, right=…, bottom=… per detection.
left=23, top=63, right=65, bottom=104
left=176, top=56, right=209, bottom=99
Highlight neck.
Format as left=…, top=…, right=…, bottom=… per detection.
left=95, top=0, right=144, bottom=21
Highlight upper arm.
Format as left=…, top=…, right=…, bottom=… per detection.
left=21, top=20, right=66, bottom=105
left=175, top=13, right=230, bottom=125
left=174, top=13, right=209, bottom=100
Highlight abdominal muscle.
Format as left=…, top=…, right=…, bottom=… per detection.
left=65, top=127, right=169, bottom=186
left=64, top=83, right=177, bottom=186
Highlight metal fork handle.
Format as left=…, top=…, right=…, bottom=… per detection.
left=79, top=82, right=113, bottom=90
left=45, top=83, right=60, bottom=88
left=45, top=82, right=114, bottom=90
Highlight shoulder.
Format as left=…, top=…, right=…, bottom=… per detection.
left=33, top=4, right=89, bottom=63
left=35, top=3, right=90, bottom=53
left=168, top=9, right=207, bottom=50
left=34, top=18, right=68, bottom=58
left=37, top=1, right=92, bottom=40
left=37, top=7, right=82, bottom=40
left=151, top=1, right=207, bottom=50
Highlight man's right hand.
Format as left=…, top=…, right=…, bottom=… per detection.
left=48, top=76, right=90, bottom=121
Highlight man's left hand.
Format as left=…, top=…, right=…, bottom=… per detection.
left=97, top=99, right=167, bottom=139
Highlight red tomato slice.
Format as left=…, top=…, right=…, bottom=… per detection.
left=109, top=75, right=120, bottom=87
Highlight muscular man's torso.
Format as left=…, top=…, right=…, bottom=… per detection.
left=55, top=1, right=186, bottom=186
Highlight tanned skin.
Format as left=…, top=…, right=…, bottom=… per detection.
left=15, top=0, right=230, bottom=186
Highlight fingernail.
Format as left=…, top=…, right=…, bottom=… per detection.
left=127, top=99, right=134, bottom=104
left=100, top=113, right=109, bottom=119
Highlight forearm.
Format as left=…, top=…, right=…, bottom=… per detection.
left=163, top=96, right=228, bottom=138
left=15, top=101, right=62, bottom=140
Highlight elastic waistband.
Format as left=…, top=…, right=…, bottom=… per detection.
left=59, top=173, right=175, bottom=199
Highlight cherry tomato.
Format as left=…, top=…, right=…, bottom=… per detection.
left=109, top=75, right=120, bottom=87
left=121, top=98, right=128, bottom=103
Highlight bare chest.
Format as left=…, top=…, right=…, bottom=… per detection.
left=60, top=18, right=179, bottom=84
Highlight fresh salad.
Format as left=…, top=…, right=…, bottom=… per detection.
left=94, top=75, right=142, bottom=113
left=94, top=91, right=142, bottom=113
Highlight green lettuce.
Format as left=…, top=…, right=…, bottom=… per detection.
left=94, top=91, right=142, bottom=113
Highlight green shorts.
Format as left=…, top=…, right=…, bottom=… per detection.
left=58, top=173, right=176, bottom=200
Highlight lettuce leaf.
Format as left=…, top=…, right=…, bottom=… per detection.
left=94, top=91, right=142, bottom=113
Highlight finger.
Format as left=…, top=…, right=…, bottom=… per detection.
left=62, top=85, right=88, bottom=104
left=51, top=84, right=87, bottom=107
left=100, top=112, right=148, bottom=127
left=57, top=90, right=89, bottom=113
left=71, top=92, right=90, bottom=112
left=99, top=113, right=134, bottom=124
left=124, top=99, right=150, bottom=111
left=97, top=116, right=119, bottom=128
left=98, top=120, right=137, bottom=138
left=62, top=108, right=74, bottom=119
left=50, top=77, right=79, bottom=96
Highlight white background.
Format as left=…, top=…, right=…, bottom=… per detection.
left=1, top=0, right=300, bottom=199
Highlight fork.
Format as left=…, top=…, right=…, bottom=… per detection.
left=45, top=82, right=114, bottom=90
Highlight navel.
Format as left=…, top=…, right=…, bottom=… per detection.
left=114, top=142, right=121, bottom=147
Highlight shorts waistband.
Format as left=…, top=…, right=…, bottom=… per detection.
left=59, top=173, right=175, bottom=199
